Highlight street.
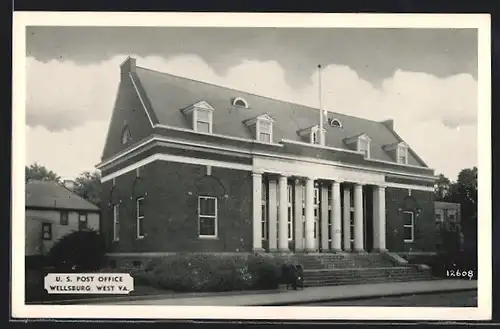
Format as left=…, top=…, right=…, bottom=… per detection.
left=303, top=290, right=477, bottom=307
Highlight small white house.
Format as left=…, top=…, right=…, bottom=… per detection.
left=25, top=180, right=100, bottom=256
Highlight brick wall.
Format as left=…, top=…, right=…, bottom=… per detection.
left=385, top=188, right=437, bottom=252
left=101, top=161, right=253, bottom=253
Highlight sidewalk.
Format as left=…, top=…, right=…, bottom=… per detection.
left=95, top=280, right=477, bottom=306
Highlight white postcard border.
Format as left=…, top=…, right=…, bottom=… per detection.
left=11, top=11, right=492, bottom=320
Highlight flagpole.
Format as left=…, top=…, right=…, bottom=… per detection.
left=318, top=64, right=324, bottom=145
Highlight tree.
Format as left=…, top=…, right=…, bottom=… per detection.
left=25, top=163, right=61, bottom=183
left=434, top=173, right=451, bottom=201
left=450, top=167, right=478, bottom=245
left=73, top=171, right=101, bottom=206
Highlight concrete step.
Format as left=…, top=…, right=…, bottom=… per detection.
left=301, top=266, right=433, bottom=287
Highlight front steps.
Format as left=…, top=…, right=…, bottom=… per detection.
left=290, top=253, right=433, bottom=287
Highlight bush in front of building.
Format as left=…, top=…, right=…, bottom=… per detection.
left=132, top=253, right=283, bottom=292
left=48, top=229, right=108, bottom=272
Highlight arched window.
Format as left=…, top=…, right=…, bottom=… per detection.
left=232, top=97, right=248, bottom=108
left=121, top=126, right=132, bottom=145
left=329, top=118, right=342, bottom=128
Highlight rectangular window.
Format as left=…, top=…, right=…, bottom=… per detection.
left=78, top=213, right=88, bottom=230
left=60, top=211, right=69, bottom=225
left=312, top=131, right=318, bottom=144
left=259, top=121, right=272, bottom=142
left=359, top=139, right=369, bottom=157
left=136, top=197, right=145, bottom=238
left=196, top=109, right=211, bottom=133
left=198, top=196, right=217, bottom=237
left=42, top=223, right=52, bottom=240
left=403, top=211, right=414, bottom=243
left=397, top=146, right=408, bottom=164
left=113, top=204, right=120, bottom=241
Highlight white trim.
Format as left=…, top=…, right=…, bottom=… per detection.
left=198, top=196, right=218, bottom=238
left=129, top=73, right=154, bottom=127
left=232, top=97, right=249, bottom=108
left=328, top=118, right=343, bottom=128
left=97, top=136, right=435, bottom=182
left=367, top=157, right=433, bottom=171
left=281, top=139, right=362, bottom=155
left=383, top=182, right=435, bottom=192
left=243, top=113, right=275, bottom=126
left=154, top=123, right=283, bottom=147
left=136, top=197, right=145, bottom=239
left=100, top=153, right=252, bottom=183
left=403, top=210, right=414, bottom=243
left=113, top=204, right=120, bottom=242
left=357, top=137, right=371, bottom=159
left=397, top=144, right=409, bottom=165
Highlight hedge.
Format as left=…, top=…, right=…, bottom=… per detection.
left=129, top=253, right=285, bottom=292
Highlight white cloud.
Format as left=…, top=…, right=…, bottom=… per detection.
left=25, top=54, right=477, bottom=180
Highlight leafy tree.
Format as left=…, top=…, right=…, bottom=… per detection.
left=73, top=171, right=101, bottom=206
left=434, top=173, right=451, bottom=201
left=25, top=163, right=61, bottom=183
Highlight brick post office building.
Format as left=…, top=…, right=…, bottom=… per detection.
left=97, top=57, right=438, bottom=262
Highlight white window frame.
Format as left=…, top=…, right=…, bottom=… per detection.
left=357, top=137, right=371, bottom=158
left=397, top=144, right=409, bottom=164
left=403, top=210, right=414, bottom=243
left=194, top=108, right=213, bottom=133
left=233, top=97, right=249, bottom=108
left=113, top=204, right=120, bottom=241
left=257, top=120, right=273, bottom=143
left=136, top=197, right=145, bottom=239
left=198, top=196, right=218, bottom=238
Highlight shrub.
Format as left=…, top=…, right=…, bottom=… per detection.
left=48, top=229, right=107, bottom=272
left=137, top=253, right=283, bottom=292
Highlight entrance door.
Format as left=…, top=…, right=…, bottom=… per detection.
left=301, top=186, right=321, bottom=251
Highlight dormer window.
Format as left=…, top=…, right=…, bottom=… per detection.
left=344, top=133, right=371, bottom=158
left=243, top=114, right=274, bottom=143
left=298, top=125, right=326, bottom=146
left=196, top=109, right=211, bottom=133
left=121, top=126, right=132, bottom=145
left=233, top=97, right=249, bottom=108
left=383, top=141, right=409, bottom=164
left=397, top=144, right=409, bottom=164
left=181, top=101, right=215, bottom=134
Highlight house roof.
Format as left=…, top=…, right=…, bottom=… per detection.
left=25, top=180, right=99, bottom=211
left=133, top=65, right=427, bottom=167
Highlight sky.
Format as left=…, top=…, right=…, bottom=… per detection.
left=25, top=26, right=478, bottom=181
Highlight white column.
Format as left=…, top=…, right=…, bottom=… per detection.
left=305, top=177, right=315, bottom=252
left=252, top=172, right=263, bottom=251
left=373, top=186, right=387, bottom=252
left=320, top=183, right=329, bottom=252
left=278, top=175, right=289, bottom=251
left=353, top=183, right=364, bottom=252
left=268, top=179, right=278, bottom=251
left=342, top=186, right=351, bottom=251
left=331, top=181, right=342, bottom=252
left=294, top=180, right=304, bottom=251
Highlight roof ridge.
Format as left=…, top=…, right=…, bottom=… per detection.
left=135, top=65, right=388, bottom=126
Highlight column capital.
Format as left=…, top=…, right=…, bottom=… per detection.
left=332, top=180, right=342, bottom=186
left=377, top=185, right=387, bottom=191
left=279, top=173, right=292, bottom=179
left=252, top=171, right=264, bottom=177
left=354, top=182, right=364, bottom=188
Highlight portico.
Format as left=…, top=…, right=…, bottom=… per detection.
left=251, top=160, right=388, bottom=253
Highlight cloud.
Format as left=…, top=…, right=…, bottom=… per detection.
left=25, top=54, right=477, bottom=180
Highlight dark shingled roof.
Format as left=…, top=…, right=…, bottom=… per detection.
left=134, top=66, right=426, bottom=167
left=26, top=180, right=99, bottom=211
